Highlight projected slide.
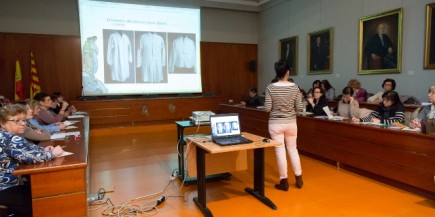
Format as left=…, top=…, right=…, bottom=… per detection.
left=79, top=0, right=201, bottom=96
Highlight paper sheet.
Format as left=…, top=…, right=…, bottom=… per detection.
left=60, top=151, right=74, bottom=157
left=68, top=115, right=85, bottom=119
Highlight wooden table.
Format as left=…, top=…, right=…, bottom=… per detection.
left=175, top=120, right=231, bottom=185
left=13, top=115, right=89, bottom=217
left=219, top=104, right=435, bottom=200
left=188, top=132, right=280, bottom=217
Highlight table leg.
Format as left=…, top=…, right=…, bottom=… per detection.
left=244, top=148, right=277, bottom=210
left=193, top=147, right=213, bottom=217
left=177, top=126, right=185, bottom=181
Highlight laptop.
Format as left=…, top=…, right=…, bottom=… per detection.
left=210, top=113, right=253, bottom=146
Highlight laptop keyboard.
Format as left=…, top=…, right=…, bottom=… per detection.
left=213, top=136, right=253, bottom=146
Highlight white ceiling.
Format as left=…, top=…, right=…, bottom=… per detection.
left=205, top=0, right=271, bottom=7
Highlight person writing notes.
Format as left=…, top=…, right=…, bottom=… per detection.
left=410, top=85, right=435, bottom=129
left=353, top=91, right=404, bottom=125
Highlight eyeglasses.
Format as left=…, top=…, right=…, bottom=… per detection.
left=313, top=91, right=321, bottom=93
left=8, top=119, right=27, bottom=124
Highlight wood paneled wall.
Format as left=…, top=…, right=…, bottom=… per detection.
left=0, top=33, right=257, bottom=102
left=0, top=33, right=82, bottom=101
left=201, top=42, right=258, bottom=102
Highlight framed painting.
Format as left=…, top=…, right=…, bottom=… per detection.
left=279, top=36, right=298, bottom=76
left=358, top=8, right=402, bottom=74
left=424, top=3, right=435, bottom=69
left=307, top=28, right=333, bottom=74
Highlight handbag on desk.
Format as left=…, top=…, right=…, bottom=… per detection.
left=421, top=119, right=435, bottom=134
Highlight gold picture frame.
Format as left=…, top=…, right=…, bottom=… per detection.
left=279, top=36, right=298, bottom=76
left=358, top=8, right=402, bottom=74
left=307, top=28, right=333, bottom=74
left=424, top=3, right=435, bottom=69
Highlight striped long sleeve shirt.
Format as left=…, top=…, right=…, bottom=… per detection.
left=360, top=103, right=405, bottom=125
left=264, top=82, right=303, bottom=124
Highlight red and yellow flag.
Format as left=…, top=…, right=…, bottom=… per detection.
left=14, top=53, right=24, bottom=101
left=30, top=52, right=41, bottom=99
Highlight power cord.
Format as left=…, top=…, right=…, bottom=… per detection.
left=89, top=170, right=179, bottom=216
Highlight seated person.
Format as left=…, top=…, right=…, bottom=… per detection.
left=367, top=78, right=396, bottom=103
left=300, top=89, right=308, bottom=107
left=0, top=95, right=11, bottom=107
left=410, top=85, right=435, bottom=128
left=240, top=88, right=261, bottom=107
left=307, top=80, right=321, bottom=96
left=28, top=100, right=65, bottom=134
left=335, top=87, right=360, bottom=118
left=34, top=92, right=69, bottom=124
left=321, top=79, right=335, bottom=100
left=0, top=104, right=64, bottom=216
left=353, top=90, right=405, bottom=125
left=15, top=101, right=50, bottom=142
left=347, top=79, right=367, bottom=103
left=306, top=87, right=328, bottom=116
left=50, top=92, right=77, bottom=115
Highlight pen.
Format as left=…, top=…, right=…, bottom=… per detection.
left=61, top=146, right=67, bottom=149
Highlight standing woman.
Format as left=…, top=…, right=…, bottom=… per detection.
left=264, top=60, right=304, bottom=191
left=0, top=104, right=64, bottom=216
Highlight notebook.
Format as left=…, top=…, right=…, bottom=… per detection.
left=210, top=113, right=253, bottom=146
left=322, top=106, right=346, bottom=121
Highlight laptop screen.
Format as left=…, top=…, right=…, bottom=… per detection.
left=210, top=114, right=241, bottom=138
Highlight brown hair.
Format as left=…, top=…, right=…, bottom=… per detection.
left=347, top=79, right=361, bottom=89
left=0, top=104, right=26, bottom=123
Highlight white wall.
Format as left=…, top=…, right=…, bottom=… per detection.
left=0, top=0, right=258, bottom=44
left=258, top=0, right=435, bottom=102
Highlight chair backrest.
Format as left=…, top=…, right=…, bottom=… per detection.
left=421, top=119, right=435, bottom=134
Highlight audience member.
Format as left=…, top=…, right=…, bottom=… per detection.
left=0, top=104, right=64, bottom=216
left=0, top=95, right=11, bottom=107
left=367, top=78, right=396, bottom=103
left=28, top=100, right=65, bottom=134
left=335, top=87, right=360, bottom=118
left=353, top=90, right=404, bottom=124
left=264, top=60, right=304, bottom=191
left=15, top=101, right=50, bottom=142
left=307, top=80, right=321, bottom=95
left=50, top=92, right=76, bottom=115
left=347, top=79, right=367, bottom=103
left=240, top=88, right=261, bottom=107
left=306, top=87, right=328, bottom=116
left=34, top=92, right=69, bottom=124
left=410, top=85, right=435, bottom=128
left=299, top=89, right=308, bottom=108
left=321, top=79, right=335, bottom=100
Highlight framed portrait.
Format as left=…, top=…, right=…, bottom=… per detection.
left=358, top=8, right=402, bottom=74
left=279, top=36, right=298, bottom=76
left=424, top=3, right=435, bottom=69
left=307, top=28, right=333, bottom=74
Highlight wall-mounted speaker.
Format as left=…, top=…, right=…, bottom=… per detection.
left=248, top=60, right=257, bottom=73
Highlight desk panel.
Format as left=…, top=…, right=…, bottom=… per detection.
left=219, top=104, right=435, bottom=200
left=13, top=115, right=89, bottom=217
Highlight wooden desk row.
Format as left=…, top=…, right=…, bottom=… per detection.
left=13, top=115, right=89, bottom=217
left=219, top=104, right=435, bottom=200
